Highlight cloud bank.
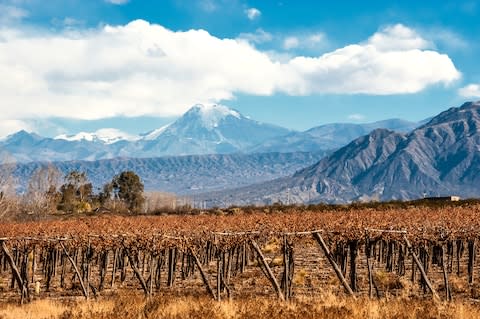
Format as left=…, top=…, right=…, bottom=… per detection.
left=0, top=21, right=460, bottom=123
left=458, top=84, right=480, bottom=98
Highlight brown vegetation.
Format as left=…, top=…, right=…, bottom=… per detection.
left=0, top=293, right=479, bottom=319
left=1, top=203, right=480, bottom=242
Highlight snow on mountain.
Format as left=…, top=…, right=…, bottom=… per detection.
left=55, top=128, right=140, bottom=144
left=141, top=124, right=172, bottom=140
left=193, top=104, right=241, bottom=128
left=138, top=103, right=291, bottom=156
left=0, top=102, right=440, bottom=163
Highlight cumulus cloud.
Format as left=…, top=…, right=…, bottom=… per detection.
left=367, top=24, right=432, bottom=51
left=245, top=8, right=261, bottom=20
left=282, top=25, right=460, bottom=95
left=458, top=84, right=480, bottom=97
left=0, top=22, right=461, bottom=128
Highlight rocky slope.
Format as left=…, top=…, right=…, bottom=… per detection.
left=199, top=101, right=480, bottom=206
left=11, top=151, right=327, bottom=195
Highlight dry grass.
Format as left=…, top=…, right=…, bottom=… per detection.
left=1, top=293, right=480, bottom=319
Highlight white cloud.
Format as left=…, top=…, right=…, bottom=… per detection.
left=0, top=4, right=28, bottom=23
left=238, top=28, right=272, bottom=44
left=458, top=84, right=480, bottom=98
left=283, top=36, right=299, bottom=50
left=0, top=120, right=32, bottom=138
left=0, top=20, right=280, bottom=121
left=0, top=21, right=461, bottom=134
left=282, top=24, right=460, bottom=95
left=105, top=0, right=129, bottom=4
left=347, top=114, right=366, bottom=121
left=307, top=33, right=325, bottom=45
left=282, top=32, right=327, bottom=51
left=245, top=8, right=261, bottom=20
left=367, top=24, right=432, bottom=51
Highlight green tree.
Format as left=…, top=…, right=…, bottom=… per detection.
left=97, top=182, right=113, bottom=206
left=58, top=171, right=93, bottom=213
left=111, top=171, right=145, bottom=213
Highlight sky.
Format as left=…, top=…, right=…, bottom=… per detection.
left=0, top=0, right=479, bottom=137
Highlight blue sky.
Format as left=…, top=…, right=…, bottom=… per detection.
left=0, top=0, right=479, bottom=137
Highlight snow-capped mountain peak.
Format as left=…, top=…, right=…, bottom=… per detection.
left=55, top=128, right=140, bottom=144
left=188, top=104, right=242, bottom=129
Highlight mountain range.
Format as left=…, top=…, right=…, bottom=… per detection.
left=0, top=104, right=422, bottom=163
left=1, top=101, right=478, bottom=205
left=197, top=101, right=480, bottom=206
left=12, top=151, right=327, bottom=195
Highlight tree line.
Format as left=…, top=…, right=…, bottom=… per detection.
left=20, top=167, right=145, bottom=216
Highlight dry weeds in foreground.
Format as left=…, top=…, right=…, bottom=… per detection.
left=0, top=292, right=480, bottom=319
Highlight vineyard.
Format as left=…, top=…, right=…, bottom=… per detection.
left=1, top=203, right=480, bottom=304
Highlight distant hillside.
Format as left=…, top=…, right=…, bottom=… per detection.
left=249, top=118, right=420, bottom=153
left=11, top=151, right=327, bottom=195
left=199, top=101, right=480, bottom=206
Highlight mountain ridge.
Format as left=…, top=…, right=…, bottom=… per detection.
left=1, top=104, right=423, bottom=163
left=10, top=151, right=327, bottom=196
left=197, top=101, right=480, bottom=206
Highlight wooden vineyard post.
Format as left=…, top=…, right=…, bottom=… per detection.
left=167, top=248, right=177, bottom=287
left=226, top=249, right=232, bottom=289
left=60, top=251, right=66, bottom=288
left=281, top=235, right=294, bottom=301
left=441, top=245, right=452, bottom=301
left=456, top=240, right=463, bottom=276
left=1, top=241, right=29, bottom=304
left=216, top=255, right=221, bottom=301
left=365, top=232, right=374, bottom=299
left=189, top=248, right=216, bottom=300
left=468, top=239, right=476, bottom=285
left=312, top=232, right=354, bottom=296
left=60, top=242, right=88, bottom=299
left=221, top=252, right=232, bottom=300
left=241, top=242, right=247, bottom=273
left=31, top=246, right=36, bottom=284
left=111, top=248, right=118, bottom=289
left=349, top=240, right=358, bottom=292
left=149, top=253, right=155, bottom=295
left=283, top=235, right=290, bottom=301
left=250, top=239, right=285, bottom=301
left=126, top=250, right=150, bottom=296
left=85, top=239, right=90, bottom=299
left=403, top=235, right=440, bottom=302
left=99, top=250, right=108, bottom=291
